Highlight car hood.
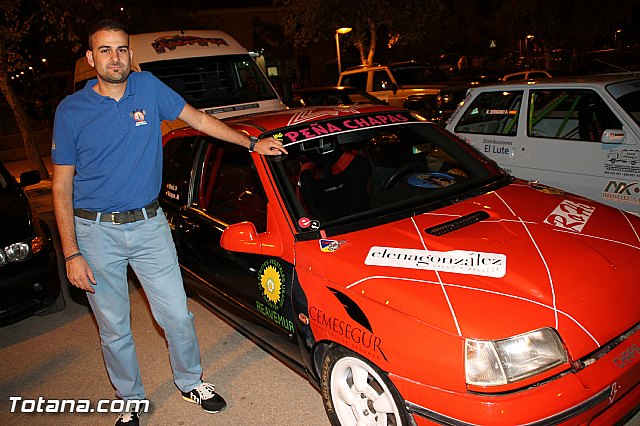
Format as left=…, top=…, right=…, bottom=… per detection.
left=295, top=183, right=640, bottom=359
left=0, top=189, right=33, bottom=246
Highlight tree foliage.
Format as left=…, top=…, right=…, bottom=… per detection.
left=278, top=0, right=638, bottom=68
left=277, top=0, right=445, bottom=65
left=1, top=0, right=107, bottom=177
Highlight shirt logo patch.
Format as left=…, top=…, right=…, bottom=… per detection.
left=131, top=109, right=148, bottom=127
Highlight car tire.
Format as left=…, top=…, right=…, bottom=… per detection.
left=37, top=292, right=66, bottom=316
left=321, top=346, right=412, bottom=426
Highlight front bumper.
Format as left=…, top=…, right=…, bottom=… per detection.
left=394, top=325, right=640, bottom=425
left=0, top=247, right=61, bottom=326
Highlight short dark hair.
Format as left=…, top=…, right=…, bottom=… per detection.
left=88, top=19, right=129, bottom=50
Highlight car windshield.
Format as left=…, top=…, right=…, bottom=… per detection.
left=141, top=54, right=279, bottom=109
left=388, top=64, right=447, bottom=85
left=607, top=78, right=640, bottom=126
left=266, top=111, right=505, bottom=233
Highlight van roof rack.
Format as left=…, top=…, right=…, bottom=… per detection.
left=344, top=63, right=381, bottom=71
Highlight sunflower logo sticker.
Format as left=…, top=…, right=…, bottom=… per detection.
left=258, top=259, right=286, bottom=310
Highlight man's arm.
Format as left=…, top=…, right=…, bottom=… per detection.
left=178, top=103, right=287, bottom=155
left=52, top=164, right=96, bottom=293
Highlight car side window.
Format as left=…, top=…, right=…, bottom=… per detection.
left=161, top=136, right=198, bottom=205
left=341, top=72, right=368, bottom=91
left=197, top=140, right=267, bottom=232
left=372, top=71, right=392, bottom=91
left=528, top=89, right=621, bottom=142
left=453, top=91, right=522, bottom=136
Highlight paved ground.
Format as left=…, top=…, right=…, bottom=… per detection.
left=0, top=158, right=329, bottom=426
left=1, top=158, right=638, bottom=426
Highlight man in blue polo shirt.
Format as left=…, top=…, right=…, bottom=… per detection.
left=51, top=19, right=286, bottom=426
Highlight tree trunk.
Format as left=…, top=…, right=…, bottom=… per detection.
left=0, top=77, right=49, bottom=179
left=366, top=20, right=377, bottom=66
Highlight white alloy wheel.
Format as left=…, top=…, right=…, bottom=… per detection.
left=321, top=347, right=408, bottom=426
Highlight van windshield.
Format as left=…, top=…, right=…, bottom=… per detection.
left=141, top=54, right=279, bottom=109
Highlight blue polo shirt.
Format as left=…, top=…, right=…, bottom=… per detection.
left=52, top=71, right=185, bottom=212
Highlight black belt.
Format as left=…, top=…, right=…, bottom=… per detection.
left=74, top=200, right=160, bottom=224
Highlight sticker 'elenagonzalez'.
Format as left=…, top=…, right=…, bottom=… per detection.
left=365, top=246, right=507, bottom=278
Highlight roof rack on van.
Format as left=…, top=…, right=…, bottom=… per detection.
left=344, top=63, right=381, bottom=71
left=388, top=60, right=426, bottom=67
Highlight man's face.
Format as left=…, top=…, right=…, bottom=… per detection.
left=86, top=29, right=132, bottom=84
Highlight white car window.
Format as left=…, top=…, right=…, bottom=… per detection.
left=453, top=91, right=523, bottom=136
left=528, top=89, right=621, bottom=142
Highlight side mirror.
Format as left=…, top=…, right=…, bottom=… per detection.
left=221, top=221, right=283, bottom=257
left=19, top=170, right=41, bottom=187
left=601, top=129, right=625, bottom=144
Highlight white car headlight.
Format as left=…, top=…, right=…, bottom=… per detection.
left=465, top=328, right=568, bottom=386
left=3, top=242, right=30, bottom=262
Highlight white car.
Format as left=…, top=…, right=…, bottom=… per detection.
left=446, top=73, right=640, bottom=213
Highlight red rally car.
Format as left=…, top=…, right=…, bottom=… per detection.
left=160, top=105, right=640, bottom=425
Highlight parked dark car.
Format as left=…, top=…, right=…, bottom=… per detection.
left=289, top=86, right=386, bottom=108
left=0, top=162, right=64, bottom=326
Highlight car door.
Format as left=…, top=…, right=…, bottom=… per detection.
left=520, top=87, right=639, bottom=211
left=449, top=88, right=524, bottom=175
left=174, top=137, right=301, bottom=361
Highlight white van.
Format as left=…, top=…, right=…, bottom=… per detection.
left=74, top=30, right=286, bottom=133
left=446, top=73, right=640, bottom=213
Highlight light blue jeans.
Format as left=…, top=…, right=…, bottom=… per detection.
left=76, top=207, right=202, bottom=400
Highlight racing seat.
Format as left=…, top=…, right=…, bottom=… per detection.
left=299, top=148, right=371, bottom=222
left=578, top=98, right=603, bottom=142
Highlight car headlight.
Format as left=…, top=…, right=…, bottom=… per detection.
left=465, top=328, right=568, bottom=386
left=0, top=237, right=44, bottom=266
left=4, top=242, right=30, bottom=262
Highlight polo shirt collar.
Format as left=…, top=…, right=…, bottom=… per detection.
left=83, top=73, right=137, bottom=104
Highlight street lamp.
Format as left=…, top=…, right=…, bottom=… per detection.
left=335, top=27, right=352, bottom=76
left=525, top=34, right=534, bottom=58
left=615, top=29, right=622, bottom=46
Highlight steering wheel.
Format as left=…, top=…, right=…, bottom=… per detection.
left=382, top=162, right=430, bottom=189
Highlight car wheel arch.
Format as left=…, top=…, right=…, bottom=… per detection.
left=319, top=344, right=413, bottom=426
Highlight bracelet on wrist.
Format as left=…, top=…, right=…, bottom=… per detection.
left=64, top=252, right=83, bottom=262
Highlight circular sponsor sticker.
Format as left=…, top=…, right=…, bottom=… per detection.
left=298, top=217, right=311, bottom=228
left=258, top=259, right=286, bottom=310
